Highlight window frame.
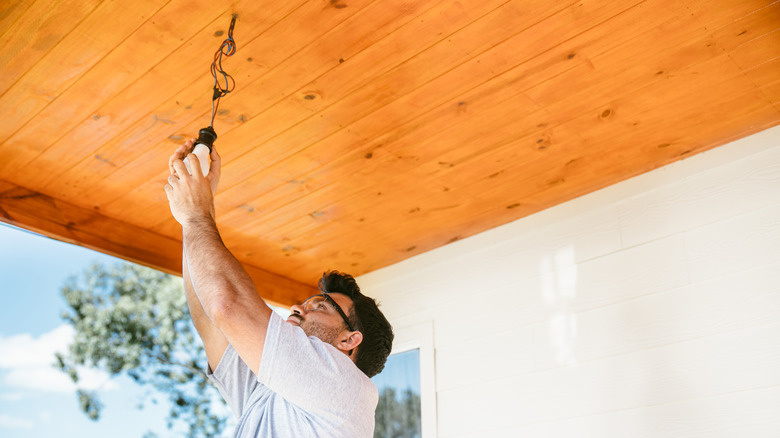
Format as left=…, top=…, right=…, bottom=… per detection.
left=385, top=321, right=437, bottom=438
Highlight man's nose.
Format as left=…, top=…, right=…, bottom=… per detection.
left=290, top=303, right=303, bottom=314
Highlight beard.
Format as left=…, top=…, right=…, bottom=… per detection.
left=299, top=319, right=342, bottom=345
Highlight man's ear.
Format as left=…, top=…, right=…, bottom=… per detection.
left=338, top=331, right=363, bottom=354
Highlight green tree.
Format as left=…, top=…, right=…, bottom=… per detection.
left=374, top=387, right=421, bottom=438
left=55, top=262, right=227, bottom=437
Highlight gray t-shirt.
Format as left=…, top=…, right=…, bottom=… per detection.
left=207, top=311, right=378, bottom=437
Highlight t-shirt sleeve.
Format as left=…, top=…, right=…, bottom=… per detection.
left=207, top=344, right=259, bottom=419
left=258, top=312, right=366, bottom=421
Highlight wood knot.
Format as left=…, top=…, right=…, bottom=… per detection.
left=536, top=136, right=551, bottom=150
left=547, top=178, right=565, bottom=186
left=303, top=91, right=322, bottom=101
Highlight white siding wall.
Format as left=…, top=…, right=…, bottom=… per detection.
left=359, top=125, right=780, bottom=438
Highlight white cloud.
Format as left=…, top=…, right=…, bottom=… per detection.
left=0, top=325, right=72, bottom=369
left=0, top=413, right=33, bottom=429
left=0, top=325, right=117, bottom=393
left=0, top=392, right=25, bottom=401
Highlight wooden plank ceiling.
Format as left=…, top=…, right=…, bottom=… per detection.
left=1, top=0, right=778, bottom=306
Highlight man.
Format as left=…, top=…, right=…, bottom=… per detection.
left=164, top=140, right=394, bottom=437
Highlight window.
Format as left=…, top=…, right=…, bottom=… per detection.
left=372, top=349, right=422, bottom=438
left=372, top=321, right=436, bottom=438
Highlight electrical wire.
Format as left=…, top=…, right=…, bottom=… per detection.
left=209, top=15, right=237, bottom=127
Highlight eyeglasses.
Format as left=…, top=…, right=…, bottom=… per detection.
left=302, top=294, right=354, bottom=332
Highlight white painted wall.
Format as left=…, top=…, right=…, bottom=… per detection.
left=359, top=125, right=780, bottom=438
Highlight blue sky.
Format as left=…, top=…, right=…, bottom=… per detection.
left=0, top=223, right=174, bottom=437
left=372, top=349, right=421, bottom=397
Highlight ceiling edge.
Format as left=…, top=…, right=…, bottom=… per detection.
left=0, top=179, right=315, bottom=307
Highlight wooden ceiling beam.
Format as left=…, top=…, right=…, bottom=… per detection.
left=0, top=179, right=315, bottom=307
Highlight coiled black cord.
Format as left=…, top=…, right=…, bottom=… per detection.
left=209, top=14, right=237, bottom=127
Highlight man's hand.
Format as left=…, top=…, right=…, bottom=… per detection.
left=164, top=139, right=222, bottom=225
left=168, top=139, right=221, bottom=194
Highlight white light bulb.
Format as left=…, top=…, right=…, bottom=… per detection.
left=183, top=143, right=211, bottom=177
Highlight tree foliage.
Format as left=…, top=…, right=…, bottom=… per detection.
left=374, top=387, right=421, bottom=438
left=55, top=262, right=227, bottom=436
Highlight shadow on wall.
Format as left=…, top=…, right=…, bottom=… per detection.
left=541, top=246, right=579, bottom=367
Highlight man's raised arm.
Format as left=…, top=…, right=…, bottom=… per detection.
left=166, top=142, right=272, bottom=374
left=168, top=142, right=229, bottom=371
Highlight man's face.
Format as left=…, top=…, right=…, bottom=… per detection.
left=287, top=293, right=354, bottom=345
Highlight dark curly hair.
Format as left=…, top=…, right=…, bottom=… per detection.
left=318, top=270, right=394, bottom=378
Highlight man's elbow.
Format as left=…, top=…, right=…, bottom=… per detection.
left=205, top=298, right=227, bottom=325
left=200, top=283, right=269, bottom=331
left=203, top=287, right=240, bottom=328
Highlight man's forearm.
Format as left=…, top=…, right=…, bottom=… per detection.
left=182, top=216, right=262, bottom=322
left=183, top=249, right=210, bottom=330
left=183, top=244, right=228, bottom=371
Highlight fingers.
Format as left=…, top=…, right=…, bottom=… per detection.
left=169, top=139, right=196, bottom=175
left=164, top=182, right=173, bottom=200
left=208, top=144, right=221, bottom=174
left=168, top=153, right=177, bottom=175
left=172, top=158, right=189, bottom=177
left=186, top=153, right=205, bottom=179
left=206, top=145, right=221, bottom=193
left=209, top=145, right=221, bottom=175
left=164, top=170, right=179, bottom=201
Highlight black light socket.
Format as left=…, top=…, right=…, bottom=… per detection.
left=195, top=126, right=218, bottom=151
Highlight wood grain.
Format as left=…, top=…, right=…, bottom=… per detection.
left=0, top=179, right=315, bottom=306
left=0, top=0, right=778, bottom=301
left=0, top=0, right=100, bottom=95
